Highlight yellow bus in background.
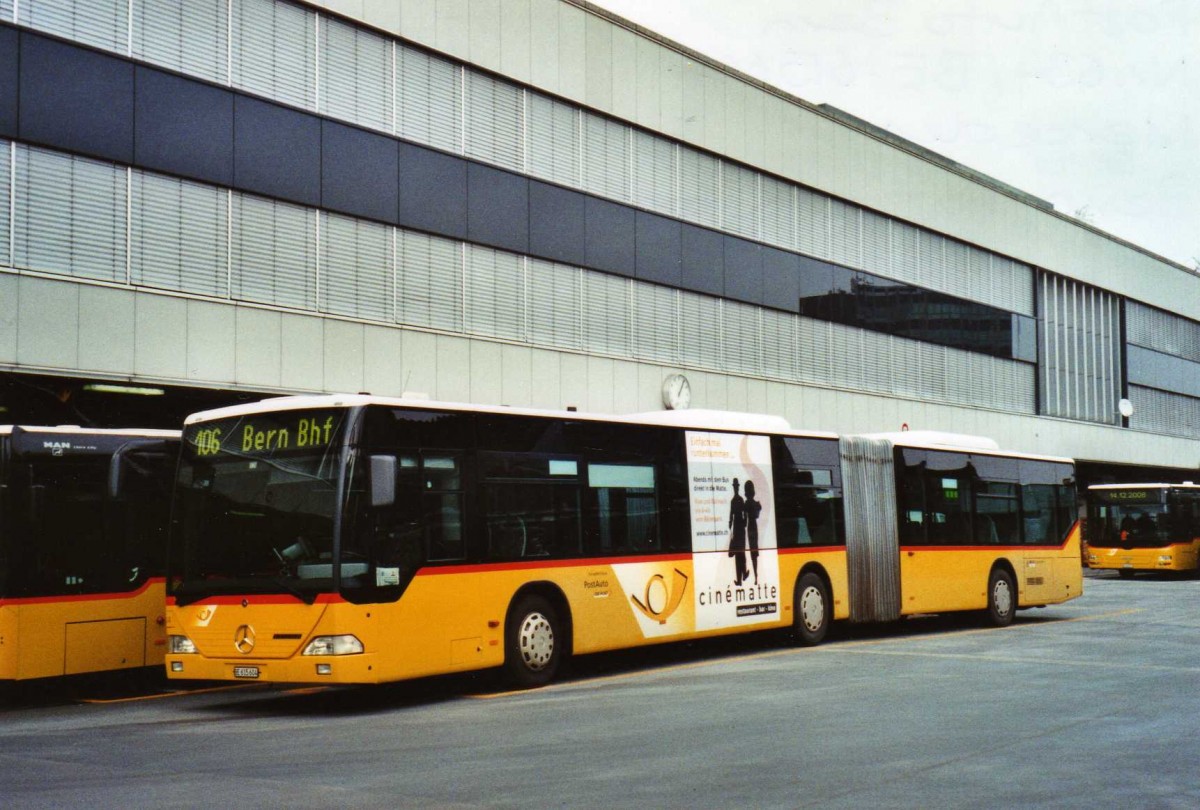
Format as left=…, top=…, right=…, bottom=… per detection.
left=165, top=395, right=1081, bottom=688
left=0, top=426, right=178, bottom=681
left=1086, top=484, right=1200, bottom=576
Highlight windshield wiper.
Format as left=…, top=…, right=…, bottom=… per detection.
left=271, top=577, right=318, bottom=605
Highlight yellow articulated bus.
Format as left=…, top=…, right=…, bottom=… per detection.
left=1086, top=484, right=1200, bottom=576
left=0, top=425, right=179, bottom=681
left=165, top=395, right=1081, bottom=688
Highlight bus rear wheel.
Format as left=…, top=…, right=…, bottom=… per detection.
left=792, top=572, right=830, bottom=646
left=986, top=568, right=1016, bottom=627
left=503, top=594, right=563, bottom=688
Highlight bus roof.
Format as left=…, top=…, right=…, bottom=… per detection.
left=856, top=430, right=1074, bottom=465
left=181, top=393, right=839, bottom=439
left=0, top=425, right=179, bottom=438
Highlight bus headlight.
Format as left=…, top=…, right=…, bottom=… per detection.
left=169, top=635, right=197, bottom=654
left=302, top=635, right=363, bottom=656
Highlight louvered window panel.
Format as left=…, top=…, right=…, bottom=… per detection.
left=527, top=259, right=581, bottom=349
left=825, top=323, right=863, bottom=390
left=891, top=220, right=920, bottom=283
left=917, top=230, right=947, bottom=292
left=1128, top=301, right=1200, bottom=362
left=889, top=338, right=924, bottom=399
left=583, top=271, right=630, bottom=356
left=762, top=309, right=796, bottom=380
left=526, top=93, right=579, bottom=187
left=760, top=176, right=794, bottom=250
left=232, top=0, right=315, bottom=110
left=465, top=245, right=524, bottom=340
left=396, top=230, right=462, bottom=332
left=796, top=318, right=831, bottom=382
left=861, top=209, right=890, bottom=276
left=724, top=300, right=762, bottom=375
left=632, top=281, right=678, bottom=363
left=721, top=162, right=759, bottom=240
left=858, top=330, right=891, bottom=392
left=1129, top=385, right=1200, bottom=438
left=944, top=239, right=971, bottom=301
left=999, top=258, right=1034, bottom=316
left=828, top=199, right=860, bottom=269
left=679, top=149, right=719, bottom=228
left=796, top=187, right=828, bottom=259
left=134, top=0, right=228, bottom=84
left=21, top=0, right=127, bottom=53
left=632, top=130, right=676, bottom=215
left=918, top=343, right=949, bottom=402
left=319, top=213, right=391, bottom=322
left=397, top=45, right=461, bottom=152
left=319, top=16, right=391, bottom=133
left=0, top=142, right=9, bottom=266
left=231, top=193, right=316, bottom=310
left=15, top=146, right=127, bottom=282
left=465, top=73, right=523, bottom=172
left=679, top=292, right=721, bottom=369
left=132, top=172, right=228, bottom=297
left=582, top=113, right=630, bottom=202
left=1, top=0, right=11, bottom=22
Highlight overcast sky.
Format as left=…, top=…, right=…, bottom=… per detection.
left=589, top=0, right=1199, bottom=269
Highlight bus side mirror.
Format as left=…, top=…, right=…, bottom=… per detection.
left=370, top=455, right=396, bottom=508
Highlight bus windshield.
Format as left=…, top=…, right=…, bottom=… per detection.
left=170, top=409, right=350, bottom=605
left=1090, top=502, right=1170, bottom=548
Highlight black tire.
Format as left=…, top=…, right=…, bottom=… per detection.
left=1118, top=569, right=1135, bottom=579
left=792, top=572, right=830, bottom=646
left=503, top=594, right=563, bottom=688
left=986, top=567, right=1016, bottom=627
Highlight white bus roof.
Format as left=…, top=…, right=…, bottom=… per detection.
left=182, top=393, right=837, bottom=439
left=0, top=425, right=179, bottom=438
left=855, top=430, right=1073, bottom=465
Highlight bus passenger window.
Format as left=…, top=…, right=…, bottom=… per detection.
left=1021, top=484, right=1055, bottom=545
left=975, top=482, right=1019, bottom=545
left=484, top=483, right=581, bottom=560
left=925, top=474, right=971, bottom=545
left=583, top=464, right=658, bottom=555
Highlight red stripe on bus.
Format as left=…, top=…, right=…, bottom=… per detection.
left=0, top=577, right=164, bottom=607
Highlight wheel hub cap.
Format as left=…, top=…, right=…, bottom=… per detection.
left=519, top=612, right=554, bottom=670
left=800, top=586, right=824, bottom=632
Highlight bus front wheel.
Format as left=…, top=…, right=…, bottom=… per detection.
left=503, top=594, right=563, bottom=688
left=986, top=568, right=1016, bottom=627
left=792, top=572, right=830, bottom=646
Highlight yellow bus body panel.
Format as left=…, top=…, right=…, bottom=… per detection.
left=1087, top=538, right=1200, bottom=573
left=166, top=529, right=1082, bottom=687
left=167, top=550, right=850, bottom=685
left=0, top=580, right=167, bottom=681
left=900, top=522, right=1083, bottom=614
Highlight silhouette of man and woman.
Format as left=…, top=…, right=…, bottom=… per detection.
left=727, top=477, right=762, bottom=585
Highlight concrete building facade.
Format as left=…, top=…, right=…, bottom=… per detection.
left=0, top=0, right=1197, bottom=478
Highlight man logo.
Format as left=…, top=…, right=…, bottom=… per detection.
left=234, top=624, right=256, bottom=654
left=630, top=569, right=689, bottom=624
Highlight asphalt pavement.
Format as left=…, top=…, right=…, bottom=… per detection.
left=2, top=569, right=1197, bottom=809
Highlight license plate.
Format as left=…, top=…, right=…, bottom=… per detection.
left=233, top=666, right=261, bottom=679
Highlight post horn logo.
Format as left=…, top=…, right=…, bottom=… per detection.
left=234, top=624, right=256, bottom=655
left=630, top=568, right=689, bottom=624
